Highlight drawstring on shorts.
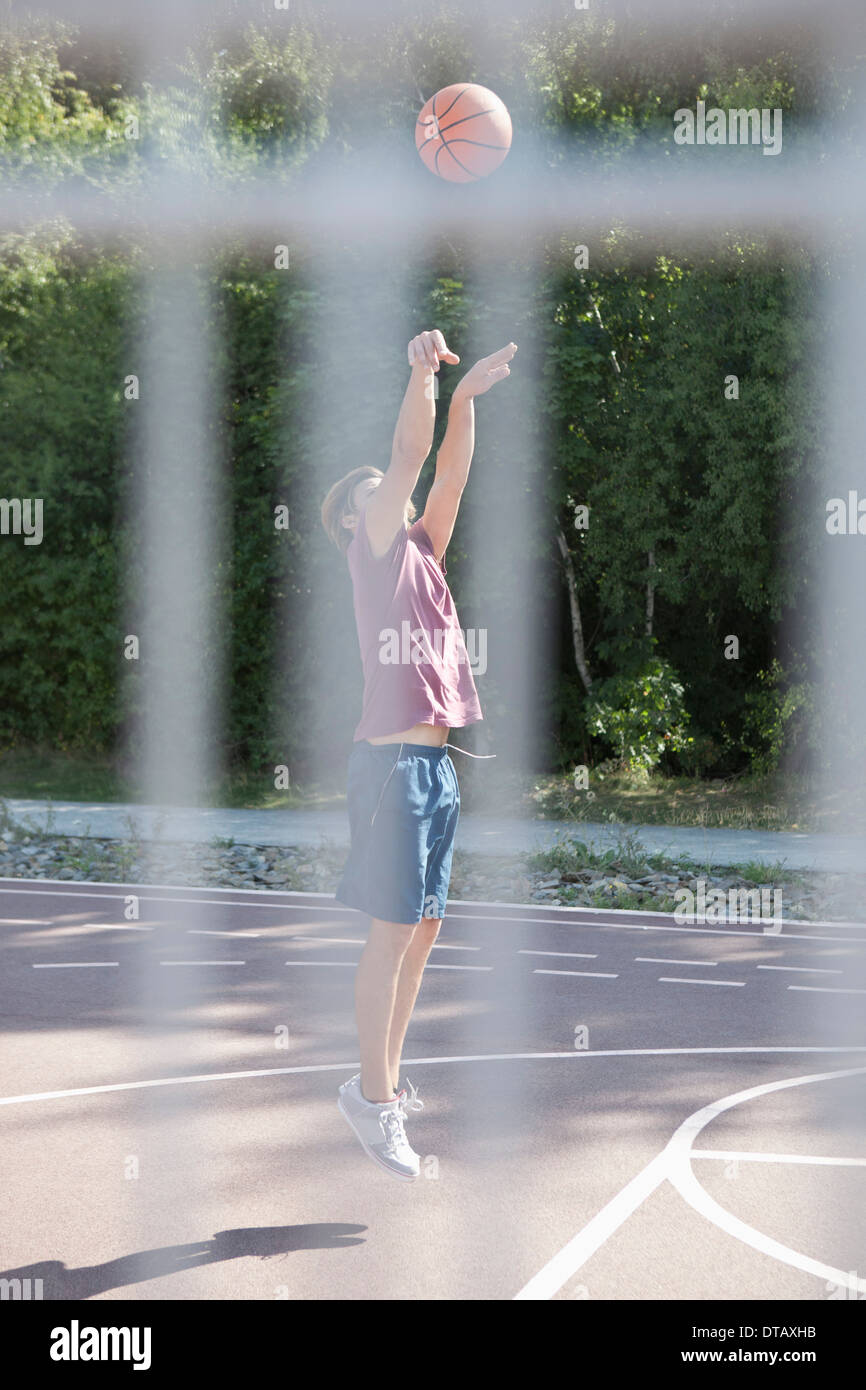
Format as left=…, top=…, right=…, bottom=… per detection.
left=367, top=741, right=496, bottom=829
left=370, top=741, right=405, bottom=827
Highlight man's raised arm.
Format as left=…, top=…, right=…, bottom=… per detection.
left=364, top=329, right=460, bottom=558
left=422, top=341, right=518, bottom=563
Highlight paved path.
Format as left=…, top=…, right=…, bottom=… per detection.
left=4, top=798, right=866, bottom=871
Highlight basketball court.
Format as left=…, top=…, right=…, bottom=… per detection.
left=2, top=875, right=864, bottom=1301
left=2, top=0, right=865, bottom=1326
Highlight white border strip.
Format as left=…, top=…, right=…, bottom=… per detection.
left=2, top=876, right=864, bottom=930
left=2, top=880, right=863, bottom=945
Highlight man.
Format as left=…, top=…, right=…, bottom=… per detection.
left=320, top=328, right=517, bottom=1179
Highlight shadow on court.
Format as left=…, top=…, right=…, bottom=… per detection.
left=0, top=1223, right=367, bottom=1299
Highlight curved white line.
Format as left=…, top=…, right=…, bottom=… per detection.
left=2, top=1046, right=865, bottom=1110
left=514, top=1063, right=866, bottom=1300
left=3, top=1046, right=864, bottom=1300
left=664, top=1066, right=866, bottom=1296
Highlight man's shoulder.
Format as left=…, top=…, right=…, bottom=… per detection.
left=407, top=518, right=434, bottom=553
left=352, top=508, right=410, bottom=566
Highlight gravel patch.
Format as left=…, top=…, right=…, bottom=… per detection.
left=0, top=833, right=863, bottom=922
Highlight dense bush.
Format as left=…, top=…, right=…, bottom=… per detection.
left=741, top=659, right=818, bottom=776
left=587, top=660, right=691, bottom=772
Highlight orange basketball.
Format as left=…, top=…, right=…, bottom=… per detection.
left=415, top=83, right=513, bottom=183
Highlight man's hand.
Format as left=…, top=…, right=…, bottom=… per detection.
left=453, top=342, right=518, bottom=400
left=367, top=331, right=456, bottom=558
left=421, top=343, right=517, bottom=563
left=408, top=329, right=461, bottom=372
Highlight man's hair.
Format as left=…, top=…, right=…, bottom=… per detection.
left=320, top=465, right=416, bottom=553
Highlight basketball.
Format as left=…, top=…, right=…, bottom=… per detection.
left=415, top=83, right=513, bottom=183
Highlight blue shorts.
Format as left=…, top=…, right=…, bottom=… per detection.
left=336, top=740, right=460, bottom=925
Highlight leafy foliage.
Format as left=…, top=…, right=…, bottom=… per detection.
left=587, top=659, right=691, bottom=771
left=0, top=17, right=831, bottom=783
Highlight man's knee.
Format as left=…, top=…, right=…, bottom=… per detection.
left=415, top=916, right=442, bottom=944
left=369, top=920, right=416, bottom=955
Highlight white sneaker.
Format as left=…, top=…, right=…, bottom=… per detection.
left=338, top=1076, right=420, bottom=1181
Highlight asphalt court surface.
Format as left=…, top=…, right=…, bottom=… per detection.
left=2, top=877, right=865, bottom=1301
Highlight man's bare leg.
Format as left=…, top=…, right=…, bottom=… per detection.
left=387, top=917, right=442, bottom=1092
left=356, top=919, right=416, bottom=1102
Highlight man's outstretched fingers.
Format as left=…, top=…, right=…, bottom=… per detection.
left=432, top=329, right=460, bottom=364
left=485, top=342, right=518, bottom=366
left=411, top=334, right=434, bottom=369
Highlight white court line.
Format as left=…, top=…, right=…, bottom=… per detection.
left=159, top=960, right=246, bottom=966
left=664, top=1067, right=866, bottom=1299
left=1, top=1046, right=865, bottom=1110
left=11, top=878, right=866, bottom=934
left=289, top=935, right=366, bottom=945
left=288, top=936, right=480, bottom=952
left=757, top=964, right=842, bottom=974
left=515, top=1064, right=866, bottom=1301
left=789, top=985, right=866, bottom=995
left=448, top=911, right=863, bottom=944
left=514, top=1151, right=671, bottom=1300
left=450, top=905, right=866, bottom=932
left=80, top=923, right=152, bottom=932
left=189, top=929, right=262, bottom=938
left=520, top=950, right=598, bottom=959
left=32, top=961, right=119, bottom=969
left=690, top=1150, right=866, bottom=1167
left=659, top=977, right=744, bottom=987
left=534, top=969, right=617, bottom=979
left=287, top=959, right=488, bottom=972
left=7, top=877, right=866, bottom=933
left=5, top=899, right=865, bottom=946
left=3, top=882, right=864, bottom=941
left=423, top=964, right=492, bottom=972
left=636, top=957, right=717, bottom=966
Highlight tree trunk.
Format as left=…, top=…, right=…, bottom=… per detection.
left=556, top=529, right=593, bottom=693
left=646, top=547, right=655, bottom=637
left=587, top=291, right=621, bottom=376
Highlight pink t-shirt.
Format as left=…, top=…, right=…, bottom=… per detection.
left=347, top=507, right=483, bottom=741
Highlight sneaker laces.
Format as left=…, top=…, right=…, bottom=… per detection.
left=396, top=1078, right=424, bottom=1114
left=378, top=1105, right=407, bottom=1154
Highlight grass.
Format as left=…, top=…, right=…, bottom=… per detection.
left=526, top=824, right=809, bottom=893
left=520, top=767, right=840, bottom=833
left=0, top=749, right=125, bottom=803
left=527, top=826, right=661, bottom=880
left=0, top=748, right=343, bottom=811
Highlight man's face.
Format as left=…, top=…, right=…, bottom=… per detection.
left=342, top=476, right=412, bottom=535
left=352, top=477, right=380, bottom=511
left=342, top=476, right=381, bottom=532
